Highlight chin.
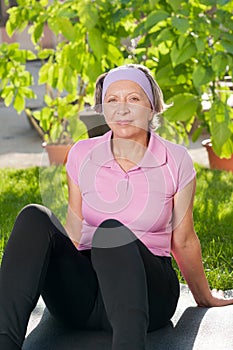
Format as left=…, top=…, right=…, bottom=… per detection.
left=111, top=124, right=147, bottom=140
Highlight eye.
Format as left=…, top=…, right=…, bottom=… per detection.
left=106, top=98, right=117, bottom=103
left=129, top=96, right=140, bottom=102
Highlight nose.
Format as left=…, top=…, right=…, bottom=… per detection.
left=116, top=102, right=130, bottom=116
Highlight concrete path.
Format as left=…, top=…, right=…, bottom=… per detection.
left=22, top=284, right=233, bottom=350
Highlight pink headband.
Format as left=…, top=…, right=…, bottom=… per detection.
left=102, top=66, right=155, bottom=110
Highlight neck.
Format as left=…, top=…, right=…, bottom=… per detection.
left=111, top=132, right=150, bottom=169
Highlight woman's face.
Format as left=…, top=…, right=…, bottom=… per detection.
left=103, top=80, right=153, bottom=140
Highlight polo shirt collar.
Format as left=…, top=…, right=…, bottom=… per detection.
left=90, top=130, right=167, bottom=169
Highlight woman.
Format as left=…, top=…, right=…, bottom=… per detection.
left=0, top=64, right=232, bottom=350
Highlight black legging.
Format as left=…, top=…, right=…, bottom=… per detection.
left=0, top=204, right=180, bottom=350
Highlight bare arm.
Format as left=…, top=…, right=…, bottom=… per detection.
left=64, top=174, right=83, bottom=248
left=171, top=178, right=233, bottom=307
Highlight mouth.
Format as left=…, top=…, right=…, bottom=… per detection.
left=114, top=120, right=134, bottom=125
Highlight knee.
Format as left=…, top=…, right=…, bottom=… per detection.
left=17, top=204, right=65, bottom=234
left=92, top=219, right=136, bottom=249
left=99, top=219, right=124, bottom=229
left=18, top=204, right=52, bottom=222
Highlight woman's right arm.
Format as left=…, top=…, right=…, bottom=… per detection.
left=64, top=174, right=83, bottom=248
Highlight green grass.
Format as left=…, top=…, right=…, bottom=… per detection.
left=0, top=164, right=232, bottom=290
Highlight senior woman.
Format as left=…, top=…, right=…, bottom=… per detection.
left=0, top=64, right=232, bottom=350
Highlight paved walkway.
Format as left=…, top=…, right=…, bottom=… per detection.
left=23, top=284, right=233, bottom=350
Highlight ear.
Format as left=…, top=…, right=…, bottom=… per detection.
left=148, top=109, right=154, bottom=122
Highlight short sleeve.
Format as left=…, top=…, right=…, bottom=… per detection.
left=176, top=149, right=196, bottom=192
left=66, top=142, right=80, bottom=186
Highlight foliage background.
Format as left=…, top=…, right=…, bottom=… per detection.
left=1, top=0, right=233, bottom=153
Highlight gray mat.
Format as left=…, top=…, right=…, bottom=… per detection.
left=23, top=284, right=233, bottom=350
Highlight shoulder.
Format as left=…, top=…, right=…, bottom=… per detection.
left=151, top=132, right=191, bottom=165
left=69, top=131, right=110, bottom=159
left=151, top=133, right=196, bottom=191
left=66, top=132, right=111, bottom=185
left=71, top=134, right=105, bottom=152
left=156, top=132, right=187, bottom=155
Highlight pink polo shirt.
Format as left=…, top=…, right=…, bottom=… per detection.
left=66, top=130, right=196, bottom=256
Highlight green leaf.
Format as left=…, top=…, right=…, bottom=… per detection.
left=32, top=110, right=42, bottom=121
left=26, top=50, right=37, bottom=60
left=77, top=1, right=99, bottom=30
left=88, top=29, right=106, bottom=61
left=169, top=0, right=183, bottom=12
left=221, top=40, right=233, bottom=55
left=172, top=16, right=189, bottom=34
left=37, top=49, right=54, bottom=60
left=40, top=0, right=49, bottom=6
left=20, top=87, right=36, bottom=99
left=192, top=126, right=204, bottom=142
left=152, top=28, right=175, bottom=45
left=4, top=90, right=14, bottom=107
left=5, top=18, right=15, bottom=37
left=211, top=53, right=228, bottom=76
left=220, top=139, right=233, bottom=158
left=149, top=0, right=160, bottom=7
left=200, top=0, right=217, bottom=5
left=48, top=18, right=60, bottom=36
left=44, top=94, right=53, bottom=106
left=41, top=107, right=52, bottom=131
left=195, top=37, right=205, bottom=52
left=84, top=55, right=102, bottom=82
left=156, top=64, right=176, bottom=86
left=192, top=65, right=214, bottom=89
left=57, top=18, right=76, bottom=42
left=144, top=10, right=169, bottom=31
left=171, top=41, right=196, bottom=66
left=13, top=93, right=25, bottom=112
left=33, top=22, right=44, bottom=44
left=164, top=93, right=199, bottom=122
left=107, top=44, right=124, bottom=65
left=209, top=100, right=232, bottom=157
left=39, top=62, right=50, bottom=84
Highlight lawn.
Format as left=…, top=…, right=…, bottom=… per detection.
left=0, top=164, right=232, bottom=290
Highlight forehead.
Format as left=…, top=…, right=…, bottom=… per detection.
left=105, top=80, right=145, bottom=95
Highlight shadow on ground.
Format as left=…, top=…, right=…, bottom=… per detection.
left=23, top=285, right=233, bottom=350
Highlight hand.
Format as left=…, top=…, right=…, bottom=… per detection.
left=198, top=289, right=233, bottom=307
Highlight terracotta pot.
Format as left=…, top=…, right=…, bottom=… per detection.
left=202, top=139, right=233, bottom=172
left=42, top=142, right=73, bottom=165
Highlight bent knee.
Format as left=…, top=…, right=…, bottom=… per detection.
left=15, top=204, right=66, bottom=237
left=19, top=204, right=52, bottom=220
left=92, top=219, right=136, bottom=249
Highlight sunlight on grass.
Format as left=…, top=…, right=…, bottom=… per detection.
left=0, top=164, right=232, bottom=290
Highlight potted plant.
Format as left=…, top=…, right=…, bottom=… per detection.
left=200, top=84, right=233, bottom=172
left=27, top=92, right=89, bottom=165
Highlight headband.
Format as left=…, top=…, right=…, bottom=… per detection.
left=102, top=66, right=155, bottom=110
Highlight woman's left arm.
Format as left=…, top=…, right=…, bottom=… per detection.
left=171, top=178, right=233, bottom=307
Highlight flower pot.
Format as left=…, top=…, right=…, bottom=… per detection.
left=202, top=139, right=233, bottom=172
left=42, top=142, right=73, bottom=165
